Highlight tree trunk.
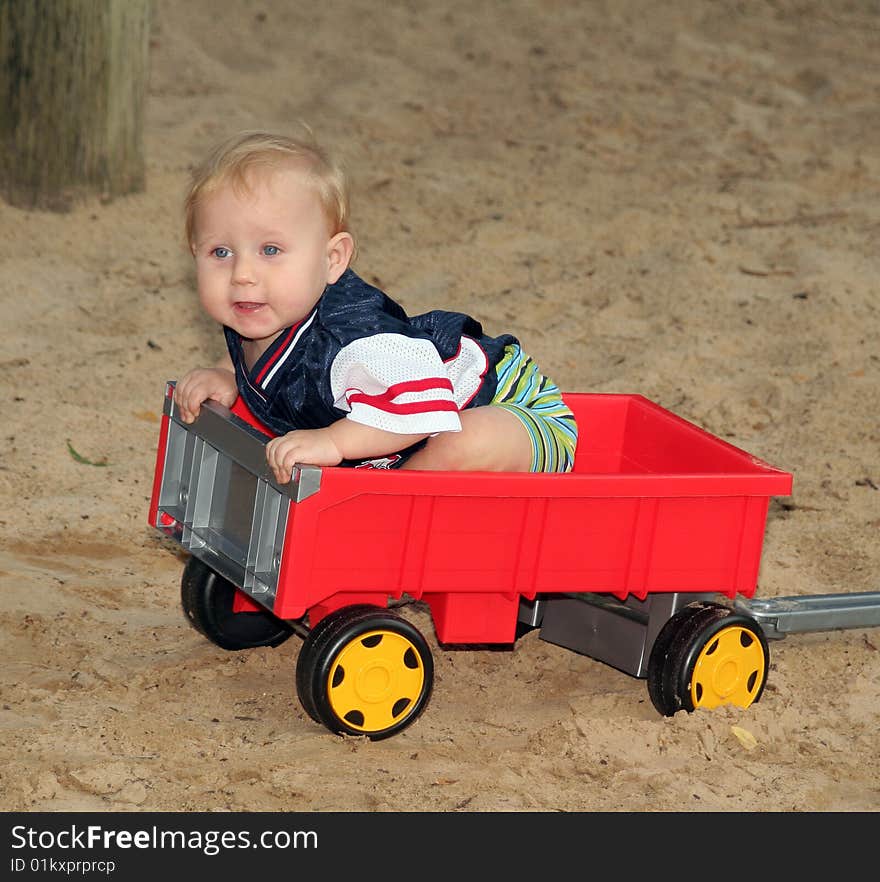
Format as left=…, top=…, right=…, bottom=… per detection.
left=0, top=0, right=151, bottom=211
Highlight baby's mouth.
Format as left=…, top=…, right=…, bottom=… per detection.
left=233, top=301, right=265, bottom=313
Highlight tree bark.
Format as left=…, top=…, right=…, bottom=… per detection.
left=0, top=0, right=151, bottom=211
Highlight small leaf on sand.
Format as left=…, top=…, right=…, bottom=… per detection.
left=731, top=725, right=758, bottom=750
left=66, top=440, right=108, bottom=467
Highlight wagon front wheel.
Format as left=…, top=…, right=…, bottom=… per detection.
left=180, top=556, right=294, bottom=651
left=647, top=602, right=769, bottom=717
left=296, top=605, right=434, bottom=740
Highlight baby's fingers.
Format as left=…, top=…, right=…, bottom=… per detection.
left=174, top=387, right=200, bottom=424
left=173, top=387, right=193, bottom=423
left=270, top=459, right=293, bottom=483
left=265, top=438, right=283, bottom=479
left=266, top=439, right=294, bottom=483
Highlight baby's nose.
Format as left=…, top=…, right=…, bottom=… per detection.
left=232, top=255, right=257, bottom=285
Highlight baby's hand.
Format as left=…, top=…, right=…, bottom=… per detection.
left=174, top=368, right=238, bottom=424
left=265, top=429, right=344, bottom=482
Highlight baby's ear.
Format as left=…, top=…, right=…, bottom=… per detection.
left=326, top=232, right=354, bottom=283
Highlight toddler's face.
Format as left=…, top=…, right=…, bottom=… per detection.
left=191, top=166, right=345, bottom=354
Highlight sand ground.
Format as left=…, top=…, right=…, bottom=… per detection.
left=1, top=0, right=878, bottom=813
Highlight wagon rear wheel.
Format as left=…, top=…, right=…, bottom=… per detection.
left=647, top=602, right=769, bottom=716
left=296, top=605, right=434, bottom=740
left=180, top=556, right=294, bottom=651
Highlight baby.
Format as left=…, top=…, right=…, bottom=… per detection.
left=174, top=130, right=577, bottom=483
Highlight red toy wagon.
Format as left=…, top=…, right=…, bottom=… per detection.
left=150, top=383, right=802, bottom=739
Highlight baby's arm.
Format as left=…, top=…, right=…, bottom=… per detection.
left=265, top=420, right=428, bottom=482
left=174, top=354, right=238, bottom=424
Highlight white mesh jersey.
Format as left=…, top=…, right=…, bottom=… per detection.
left=224, top=269, right=518, bottom=465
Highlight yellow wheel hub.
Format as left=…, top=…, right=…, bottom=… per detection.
left=327, top=629, right=426, bottom=733
left=690, top=624, right=766, bottom=710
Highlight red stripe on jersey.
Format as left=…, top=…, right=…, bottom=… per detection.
left=348, top=394, right=459, bottom=415
left=347, top=377, right=457, bottom=415
left=386, top=377, right=454, bottom=396
left=255, top=321, right=301, bottom=385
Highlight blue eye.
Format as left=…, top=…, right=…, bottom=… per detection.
left=211, top=246, right=231, bottom=259
left=262, top=245, right=280, bottom=256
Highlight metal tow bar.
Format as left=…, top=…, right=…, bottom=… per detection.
left=735, top=592, right=880, bottom=640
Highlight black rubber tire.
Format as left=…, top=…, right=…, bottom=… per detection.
left=180, top=556, right=294, bottom=651
left=294, top=606, right=363, bottom=724
left=647, top=601, right=768, bottom=716
left=296, top=605, right=434, bottom=740
left=647, top=603, right=710, bottom=715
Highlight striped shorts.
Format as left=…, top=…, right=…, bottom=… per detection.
left=491, top=345, right=578, bottom=473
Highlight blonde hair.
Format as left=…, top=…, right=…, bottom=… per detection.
left=183, top=128, right=352, bottom=248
